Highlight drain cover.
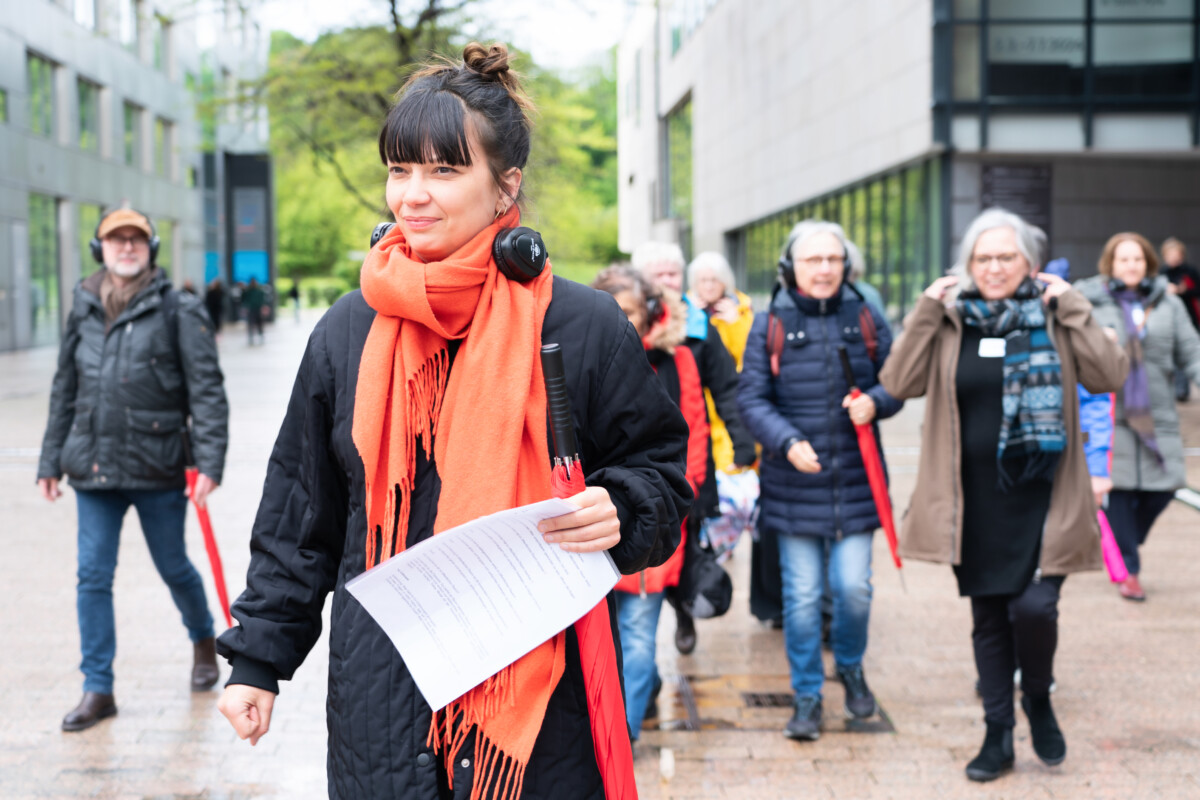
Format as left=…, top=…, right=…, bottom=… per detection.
left=741, top=692, right=794, bottom=709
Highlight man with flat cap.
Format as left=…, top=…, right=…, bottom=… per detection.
left=36, top=207, right=229, bottom=731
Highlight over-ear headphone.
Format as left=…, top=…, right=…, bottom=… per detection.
left=90, top=208, right=160, bottom=265
left=369, top=223, right=548, bottom=283
left=778, top=233, right=852, bottom=289
left=1108, top=276, right=1154, bottom=296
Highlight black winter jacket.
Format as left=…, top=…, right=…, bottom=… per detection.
left=737, top=285, right=902, bottom=540
left=217, top=278, right=691, bottom=800
left=38, top=269, right=228, bottom=489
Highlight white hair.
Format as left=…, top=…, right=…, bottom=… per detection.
left=631, top=241, right=685, bottom=277
left=783, top=220, right=850, bottom=264
left=951, top=208, right=1041, bottom=291
left=686, top=251, right=737, bottom=295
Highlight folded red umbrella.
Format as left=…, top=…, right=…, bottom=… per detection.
left=839, top=347, right=904, bottom=587
left=542, top=344, right=636, bottom=799
left=183, top=451, right=233, bottom=629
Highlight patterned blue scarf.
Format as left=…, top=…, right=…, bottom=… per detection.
left=957, top=279, right=1065, bottom=490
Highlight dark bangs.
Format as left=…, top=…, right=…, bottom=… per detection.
left=378, top=88, right=473, bottom=167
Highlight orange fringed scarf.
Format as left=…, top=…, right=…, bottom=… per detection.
left=352, top=208, right=559, bottom=800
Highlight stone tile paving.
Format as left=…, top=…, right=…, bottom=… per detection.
left=1, top=314, right=1197, bottom=799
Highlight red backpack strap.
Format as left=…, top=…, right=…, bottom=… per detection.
left=766, top=312, right=784, bottom=378
left=858, top=305, right=878, bottom=364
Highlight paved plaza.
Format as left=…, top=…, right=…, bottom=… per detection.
left=1, top=310, right=1197, bottom=799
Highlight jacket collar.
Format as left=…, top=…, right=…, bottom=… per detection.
left=769, top=282, right=848, bottom=317
left=76, top=268, right=172, bottom=326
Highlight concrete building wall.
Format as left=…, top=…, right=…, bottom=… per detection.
left=0, top=0, right=268, bottom=351
left=618, top=0, right=935, bottom=255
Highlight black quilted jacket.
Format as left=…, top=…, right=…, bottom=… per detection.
left=217, top=277, right=691, bottom=800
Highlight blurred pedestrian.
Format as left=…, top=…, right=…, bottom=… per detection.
left=36, top=207, right=229, bottom=731
left=738, top=220, right=903, bottom=741
left=287, top=281, right=301, bottom=323
left=215, top=43, right=691, bottom=800
left=593, top=267, right=709, bottom=742
left=181, top=279, right=198, bottom=295
left=1075, top=232, right=1200, bottom=601
left=1161, top=237, right=1200, bottom=400
left=634, top=242, right=757, bottom=656
left=205, top=278, right=225, bottom=334
left=242, top=277, right=266, bottom=345
left=880, top=208, right=1127, bottom=781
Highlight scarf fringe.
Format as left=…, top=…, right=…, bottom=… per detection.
left=427, top=672, right=527, bottom=800
left=366, top=347, right=449, bottom=569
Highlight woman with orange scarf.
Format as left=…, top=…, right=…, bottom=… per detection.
left=215, top=44, right=691, bottom=800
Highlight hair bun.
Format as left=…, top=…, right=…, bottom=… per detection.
left=463, top=42, right=511, bottom=78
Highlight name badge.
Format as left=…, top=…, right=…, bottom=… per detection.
left=979, top=337, right=1006, bottom=358
left=1132, top=306, right=1146, bottom=328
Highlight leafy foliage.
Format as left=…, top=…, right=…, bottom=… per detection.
left=255, top=2, right=619, bottom=294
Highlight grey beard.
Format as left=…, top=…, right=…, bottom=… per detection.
left=109, top=261, right=148, bottom=278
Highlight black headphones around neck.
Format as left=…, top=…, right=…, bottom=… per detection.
left=369, top=222, right=548, bottom=283
left=645, top=287, right=665, bottom=327
left=778, top=233, right=852, bottom=289
left=90, top=208, right=160, bottom=265
left=1107, top=276, right=1154, bottom=296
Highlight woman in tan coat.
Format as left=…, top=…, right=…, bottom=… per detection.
left=879, top=208, right=1127, bottom=783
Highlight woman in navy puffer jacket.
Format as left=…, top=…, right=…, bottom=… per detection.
left=738, top=220, right=902, bottom=742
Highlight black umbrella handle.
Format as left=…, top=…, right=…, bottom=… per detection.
left=838, top=346, right=858, bottom=392
left=541, top=343, right=579, bottom=461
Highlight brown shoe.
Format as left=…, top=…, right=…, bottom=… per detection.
left=1119, top=575, right=1146, bottom=602
left=62, top=692, right=117, bottom=732
left=192, top=636, right=220, bottom=691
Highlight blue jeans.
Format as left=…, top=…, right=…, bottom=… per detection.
left=614, top=591, right=664, bottom=740
left=778, top=533, right=873, bottom=698
left=75, top=488, right=215, bottom=694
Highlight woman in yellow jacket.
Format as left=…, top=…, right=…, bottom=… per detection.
left=687, top=251, right=755, bottom=471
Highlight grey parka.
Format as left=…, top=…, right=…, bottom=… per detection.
left=37, top=269, right=228, bottom=490
left=1076, top=274, right=1200, bottom=491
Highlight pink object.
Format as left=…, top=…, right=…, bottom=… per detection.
left=1097, top=509, right=1129, bottom=584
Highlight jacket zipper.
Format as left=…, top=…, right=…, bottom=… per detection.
left=639, top=570, right=647, bottom=598
left=818, top=300, right=844, bottom=539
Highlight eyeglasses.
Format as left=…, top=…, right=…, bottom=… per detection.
left=104, top=234, right=149, bottom=248
left=801, top=255, right=845, bottom=268
left=972, top=253, right=1021, bottom=268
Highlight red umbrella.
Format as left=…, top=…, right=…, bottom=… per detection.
left=839, top=347, right=904, bottom=588
left=182, top=437, right=233, bottom=629
left=541, top=344, right=635, bottom=799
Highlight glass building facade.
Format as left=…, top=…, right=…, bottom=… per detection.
left=732, top=158, right=945, bottom=321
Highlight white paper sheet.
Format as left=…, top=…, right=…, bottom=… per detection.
left=345, top=497, right=620, bottom=711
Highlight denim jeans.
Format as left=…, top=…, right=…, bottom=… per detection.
left=614, top=590, right=664, bottom=740
left=75, top=488, right=214, bottom=694
left=778, top=533, right=873, bottom=698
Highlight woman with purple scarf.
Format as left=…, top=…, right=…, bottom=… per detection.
left=1076, top=232, right=1200, bottom=602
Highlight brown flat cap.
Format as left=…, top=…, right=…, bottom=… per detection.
left=97, top=208, right=154, bottom=239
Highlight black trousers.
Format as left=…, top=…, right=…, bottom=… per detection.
left=1106, top=489, right=1173, bottom=576
left=970, top=577, right=1064, bottom=727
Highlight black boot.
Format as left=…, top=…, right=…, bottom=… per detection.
left=62, top=692, right=117, bottom=732
left=191, top=636, right=220, bottom=692
left=673, top=605, right=696, bottom=655
left=965, top=723, right=1014, bottom=782
left=1022, top=694, right=1066, bottom=766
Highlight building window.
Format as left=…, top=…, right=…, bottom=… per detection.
left=156, top=219, right=174, bottom=274
left=151, top=14, right=169, bottom=72
left=123, top=102, right=141, bottom=166
left=78, top=203, right=103, bottom=276
left=940, top=0, right=1197, bottom=146
left=668, top=0, right=721, bottom=56
left=733, top=159, right=943, bottom=319
left=664, top=99, right=693, bottom=255
left=119, top=0, right=139, bottom=54
left=0, top=88, right=8, bottom=123
left=155, top=117, right=173, bottom=178
left=29, top=193, right=61, bottom=347
left=28, top=53, right=55, bottom=138
left=73, top=0, right=97, bottom=30
left=78, top=78, right=101, bottom=152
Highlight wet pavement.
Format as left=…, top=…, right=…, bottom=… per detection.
left=1, top=310, right=1198, bottom=799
